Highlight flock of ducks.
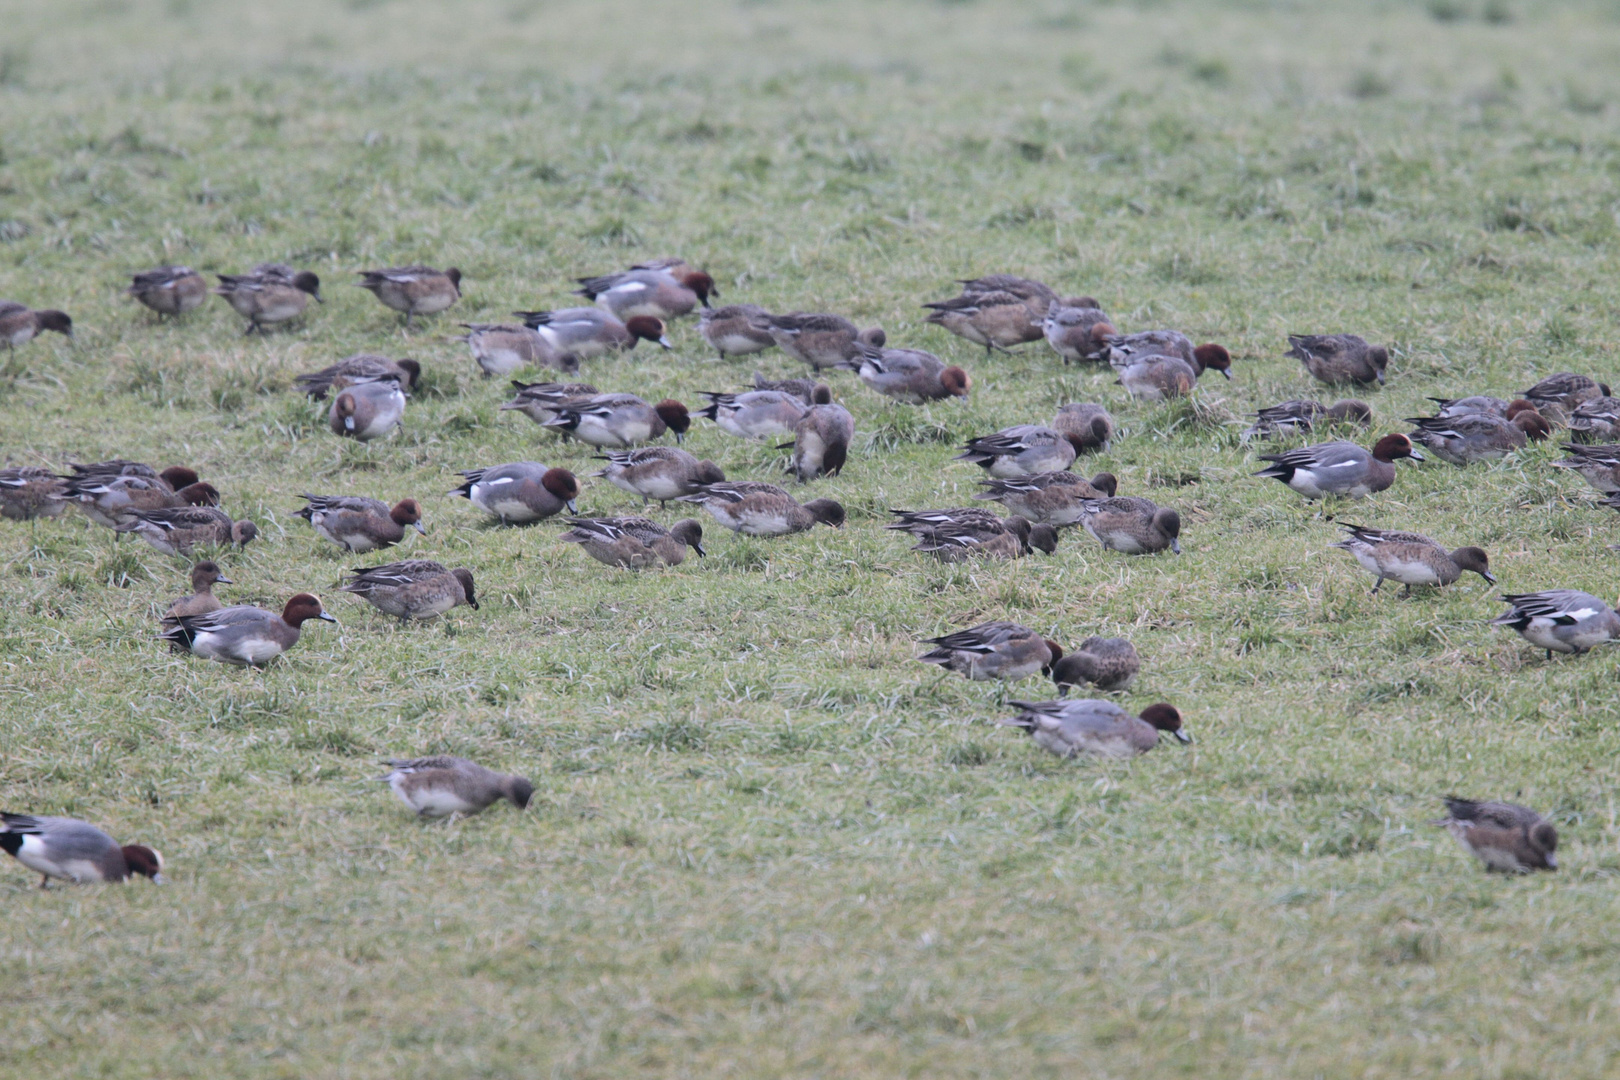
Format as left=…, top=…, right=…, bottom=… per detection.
left=0, top=257, right=1600, bottom=885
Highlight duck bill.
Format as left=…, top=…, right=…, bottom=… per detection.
left=151, top=872, right=169, bottom=885
left=413, top=522, right=427, bottom=535
left=1219, top=368, right=1231, bottom=380
left=1483, top=572, right=1498, bottom=585
left=317, top=611, right=338, bottom=623
left=1544, top=853, right=1558, bottom=870
left=1173, top=730, right=1193, bottom=744
left=658, top=336, right=673, bottom=350
left=694, top=542, right=707, bottom=557
left=1170, top=538, right=1182, bottom=555
left=565, top=498, right=579, bottom=514
left=215, top=576, right=234, bottom=585
left=1375, top=369, right=1386, bottom=385
left=1406, top=448, right=1425, bottom=462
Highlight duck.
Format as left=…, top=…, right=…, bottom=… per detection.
left=955, top=275, right=1058, bottom=316
left=296, top=495, right=425, bottom=553
left=917, top=621, right=1060, bottom=683
left=1, top=814, right=165, bottom=888
left=560, top=516, right=706, bottom=568
left=340, top=561, right=477, bottom=623
left=698, top=388, right=814, bottom=439
left=126, top=266, right=207, bottom=317
left=841, top=344, right=970, bottom=404
left=1103, top=329, right=1203, bottom=367
left=1049, top=637, right=1139, bottom=694
left=1115, top=344, right=1233, bottom=401
left=887, top=506, right=1009, bottom=537
left=677, top=481, right=845, bottom=536
left=294, top=355, right=421, bottom=400
left=119, top=506, right=258, bottom=556
left=955, top=425, right=1077, bottom=478
left=160, top=592, right=335, bottom=666
left=1492, top=590, right=1620, bottom=659
left=1242, top=399, right=1372, bottom=441
left=1405, top=412, right=1545, bottom=464
left=593, top=447, right=725, bottom=506
left=450, top=463, right=579, bottom=525
left=700, top=303, right=777, bottom=360
left=0, top=301, right=73, bottom=347
left=1434, top=798, right=1558, bottom=873
left=785, top=401, right=854, bottom=482
left=541, top=394, right=691, bottom=448
left=575, top=266, right=715, bottom=320
left=164, top=561, right=232, bottom=618
left=1077, top=496, right=1181, bottom=555
left=63, top=466, right=217, bottom=530
left=355, top=265, right=461, bottom=328
left=750, top=372, right=821, bottom=402
left=756, top=312, right=886, bottom=370
left=997, top=699, right=1189, bottom=759
left=923, top=290, right=1044, bottom=354
left=973, top=470, right=1119, bottom=525
left=498, top=381, right=599, bottom=427
left=1567, top=396, right=1620, bottom=442
left=1286, top=333, right=1389, bottom=385
left=907, top=515, right=1058, bottom=562
left=1051, top=402, right=1115, bottom=452
left=1549, top=443, right=1620, bottom=493
left=0, top=466, right=68, bottom=521
left=1524, top=372, right=1610, bottom=421
left=1426, top=394, right=1512, bottom=419
left=1331, top=525, right=1495, bottom=595
left=1043, top=302, right=1116, bottom=364
left=329, top=376, right=407, bottom=441
left=377, top=756, right=532, bottom=819
left=1253, top=434, right=1423, bottom=499
left=513, top=308, right=671, bottom=359
left=214, top=267, right=321, bottom=334
left=454, top=323, right=571, bottom=377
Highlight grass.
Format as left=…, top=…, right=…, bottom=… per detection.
left=4, top=0, right=1620, bottom=1075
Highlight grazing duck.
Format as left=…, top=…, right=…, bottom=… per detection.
left=65, top=468, right=217, bottom=530
left=1524, top=372, right=1610, bottom=422
left=1051, top=402, right=1115, bottom=452
left=955, top=275, right=1058, bottom=315
left=514, top=307, right=671, bottom=359
left=786, top=401, right=854, bottom=482
left=917, top=621, right=1060, bottom=683
left=1049, top=637, right=1139, bottom=694
left=1435, top=798, right=1558, bottom=873
left=0, top=302, right=72, bottom=347
left=560, top=516, right=706, bottom=568
left=1, top=814, right=164, bottom=888
left=1253, top=434, right=1423, bottom=499
left=1426, top=394, right=1511, bottom=418
left=498, top=381, right=599, bottom=427
left=1550, top=443, right=1620, bottom=494
left=1493, top=590, right=1620, bottom=659
left=594, top=447, right=724, bottom=506
left=127, top=266, right=207, bottom=317
left=1115, top=345, right=1233, bottom=402
left=956, top=425, right=1077, bottom=478
left=0, top=466, right=67, bottom=521
left=1044, top=303, right=1116, bottom=364
left=1405, top=412, right=1545, bottom=464
left=377, top=757, right=532, bottom=819
left=998, top=699, right=1188, bottom=758
left=341, top=561, right=477, bottom=623
left=1242, top=399, right=1372, bottom=441
left=973, top=471, right=1118, bottom=525
left=751, top=372, right=821, bottom=402
left=450, top=463, right=578, bottom=524
left=887, top=506, right=1008, bottom=536
left=1568, top=396, right=1620, bottom=442
left=454, top=323, right=565, bottom=377
left=1332, top=525, right=1495, bottom=595
left=294, top=355, right=421, bottom=400
left=757, top=312, right=885, bottom=370
left=329, top=377, right=406, bottom=442
left=678, top=481, right=845, bottom=536
left=355, top=265, right=461, bottom=328
left=161, top=592, right=335, bottom=666
left=699, top=389, right=812, bottom=439
left=119, top=506, right=257, bottom=556
left=842, top=344, right=970, bottom=404
left=214, top=268, right=321, bottom=333
left=296, top=495, right=425, bottom=553
left=1077, top=496, right=1181, bottom=555
left=575, top=266, right=715, bottom=320
left=908, top=515, right=1058, bottom=562
left=923, top=290, right=1044, bottom=354
left=1286, top=334, right=1388, bottom=386
left=164, top=561, right=231, bottom=618
left=700, top=303, right=777, bottom=360
left=542, top=394, right=690, bottom=448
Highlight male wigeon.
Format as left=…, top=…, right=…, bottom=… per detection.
left=700, top=303, right=777, bottom=360
left=164, top=561, right=232, bottom=618
left=355, top=265, right=461, bottom=328
left=341, top=561, right=477, bottom=623
left=542, top=394, right=690, bottom=448
left=0, top=466, right=67, bottom=521
left=214, top=268, right=321, bottom=334
left=1043, top=302, right=1116, bottom=364
left=751, top=372, right=822, bottom=403
left=1254, top=434, right=1423, bottom=499
left=450, top=463, right=579, bottom=524
left=842, top=344, right=970, bottom=404
left=1116, top=345, right=1232, bottom=402
left=1406, top=412, right=1545, bottom=464
left=1434, top=798, right=1558, bottom=873
left=65, top=467, right=217, bottom=530
left=513, top=308, right=670, bottom=359
left=998, top=699, right=1189, bottom=759
left=956, top=425, right=1077, bottom=478
left=756, top=312, right=885, bottom=370
left=1549, top=443, right=1620, bottom=493
left=785, top=401, right=854, bottom=482
left=498, top=381, right=599, bottom=427
left=1049, top=637, right=1140, bottom=694
left=455, top=323, right=570, bottom=377
left=1332, top=525, right=1494, bottom=595
left=1077, top=496, right=1181, bottom=555
left=1242, top=399, right=1372, bottom=441
left=377, top=756, right=532, bottom=818
left=973, top=470, right=1119, bottom=525
left=1104, top=329, right=1197, bottom=367
left=560, top=516, right=706, bottom=568
left=0, top=301, right=72, bottom=347
left=905, top=514, right=1058, bottom=562
left=699, top=389, right=812, bottom=439
left=1287, top=333, right=1388, bottom=386
left=1051, top=402, right=1115, bottom=452
left=160, top=593, right=335, bottom=666
left=575, top=267, right=715, bottom=320
left=1493, top=590, right=1620, bottom=659
left=1568, top=397, right=1620, bottom=442
left=593, top=446, right=724, bottom=506
left=1, top=813, right=164, bottom=888
left=126, top=266, right=207, bottom=317
left=917, top=621, right=1060, bottom=683
left=119, top=506, right=257, bottom=556
left=329, top=377, right=406, bottom=441
left=923, top=291, right=1043, bottom=354
left=294, top=355, right=421, bottom=400
left=1524, top=372, right=1610, bottom=422
left=677, top=481, right=844, bottom=536
left=296, top=495, right=425, bottom=553
left=886, top=505, right=1008, bottom=537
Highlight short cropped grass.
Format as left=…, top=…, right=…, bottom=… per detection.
left=4, top=1, right=1620, bottom=1076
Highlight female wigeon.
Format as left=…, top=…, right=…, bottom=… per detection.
left=1077, top=496, right=1181, bottom=555
left=1549, top=443, right=1620, bottom=493
left=455, top=323, right=568, bottom=377
left=1568, top=397, right=1620, bottom=442
left=677, top=481, right=844, bottom=536
left=917, top=621, right=1060, bottom=683
left=1049, top=637, right=1139, bottom=694
left=998, top=699, right=1189, bottom=759
left=119, top=506, right=257, bottom=556
left=126, top=266, right=207, bottom=317
left=66, top=468, right=217, bottom=530
left=450, top=463, right=579, bottom=524
left=887, top=505, right=1008, bottom=537
left=377, top=757, right=532, bottom=819
left=1332, top=525, right=1494, bottom=595
left=956, top=275, right=1058, bottom=315
left=296, top=495, right=425, bottom=553
left=924, top=291, right=1043, bottom=354
left=1051, top=402, right=1114, bottom=452
left=1287, top=333, right=1388, bottom=386
left=1, top=814, right=164, bottom=888
left=160, top=592, right=335, bottom=666
left=498, top=381, right=599, bottom=427
left=1405, top=412, right=1545, bottom=464
left=214, top=268, right=321, bottom=334
left=1104, top=329, right=1196, bottom=367
left=513, top=308, right=670, bottom=359
left=542, top=394, right=690, bottom=448
left=1493, top=590, right=1620, bottom=659
left=1242, top=399, right=1372, bottom=440
left=973, top=470, right=1119, bottom=525
left=956, top=425, right=1077, bottom=478
left=786, top=402, right=854, bottom=482
left=0, top=302, right=72, bottom=347
left=750, top=372, right=822, bottom=402
left=575, top=267, right=715, bottom=320
left=1426, top=394, right=1512, bottom=418
left=329, top=377, right=407, bottom=441
left=0, top=466, right=67, bottom=521
left=905, top=514, right=1058, bottom=562
left=1254, top=434, right=1423, bottom=499
left=698, top=389, right=811, bottom=439
left=355, top=265, right=461, bottom=328
left=340, top=561, right=477, bottom=623
left=164, top=561, right=232, bottom=618
left=1524, top=372, right=1610, bottom=422
left=1116, top=345, right=1232, bottom=402
left=757, top=312, right=886, bottom=370
left=843, top=345, right=970, bottom=403
left=700, top=304, right=777, bottom=360
left=560, top=516, right=706, bottom=568
left=1043, top=303, right=1116, bottom=364
left=1435, top=798, right=1557, bottom=873
left=593, top=446, right=725, bottom=505
left=295, top=355, right=421, bottom=400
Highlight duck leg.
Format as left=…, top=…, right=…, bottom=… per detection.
left=1371, top=576, right=1384, bottom=593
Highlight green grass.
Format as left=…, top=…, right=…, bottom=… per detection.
left=5, top=0, right=1620, bottom=1076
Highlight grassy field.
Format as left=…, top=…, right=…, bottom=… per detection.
left=5, top=0, right=1620, bottom=1075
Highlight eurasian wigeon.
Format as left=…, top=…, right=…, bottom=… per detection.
left=700, top=304, right=777, bottom=360
left=1051, top=402, right=1115, bottom=452
left=955, top=425, right=1077, bottom=478
left=1567, top=396, right=1620, bottom=442
left=0, top=466, right=67, bottom=521
left=377, top=757, right=532, bottom=819
left=1253, top=434, right=1423, bottom=499
left=214, top=268, right=321, bottom=334
left=1493, top=590, right=1620, bottom=659
left=0, top=302, right=72, bottom=347
left=294, top=355, right=421, bottom=400
left=340, top=561, right=477, bottom=623
left=1434, top=798, right=1558, bottom=873
left=1116, top=345, right=1232, bottom=402
left=355, top=265, right=461, bottom=328
left=785, top=401, right=854, bottom=482
left=906, top=514, right=1058, bottom=562
left=329, top=377, right=407, bottom=442
left=593, top=446, right=724, bottom=505
left=119, top=506, right=257, bottom=556
left=1426, top=394, right=1512, bottom=418
left=842, top=344, right=970, bottom=404
left=1406, top=412, right=1545, bottom=464
left=1549, top=443, right=1620, bottom=493
left=998, top=699, right=1189, bottom=758
left=972, top=470, right=1119, bottom=525
left=1287, top=333, right=1388, bottom=386
left=513, top=308, right=670, bottom=359
left=126, top=266, right=207, bottom=317
left=574, top=267, right=714, bottom=320
left=1242, top=399, right=1372, bottom=441
left=750, top=372, right=822, bottom=403
left=164, top=561, right=232, bottom=618
left=450, top=463, right=579, bottom=524
left=296, top=495, right=425, bottom=553
left=1524, top=372, right=1610, bottom=422
left=454, top=323, right=570, bottom=377
left=560, top=516, right=706, bottom=568
left=1077, top=496, right=1181, bottom=555
left=1043, top=302, right=1115, bottom=364
left=1332, top=525, right=1494, bottom=595
left=1, top=814, right=164, bottom=888
left=917, top=621, right=1059, bottom=684
left=1104, top=329, right=1196, bottom=367
left=498, top=381, right=599, bottom=427
left=542, top=394, right=690, bottom=447
left=64, top=466, right=216, bottom=530
left=1049, top=637, right=1140, bottom=694
left=160, top=592, right=335, bottom=666
left=756, top=312, right=885, bottom=370
left=923, top=290, right=1043, bottom=354
left=698, top=389, right=811, bottom=439
left=956, top=275, right=1058, bottom=315
left=677, top=481, right=844, bottom=536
